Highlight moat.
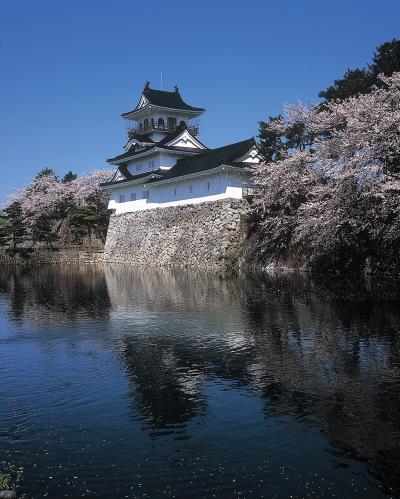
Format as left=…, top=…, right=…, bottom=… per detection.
left=0, top=266, right=399, bottom=498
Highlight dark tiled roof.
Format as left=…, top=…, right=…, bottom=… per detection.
left=157, top=124, right=209, bottom=149
left=122, top=86, right=205, bottom=116
left=107, top=142, right=201, bottom=164
left=102, top=138, right=256, bottom=188
left=151, top=138, right=256, bottom=182
left=100, top=168, right=163, bottom=187
left=107, top=145, right=155, bottom=163
left=127, top=133, right=155, bottom=144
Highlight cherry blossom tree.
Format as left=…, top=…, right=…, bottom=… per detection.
left=8, top=169, right=113, bottom=246
left=252, top=73, right=400, bottom=273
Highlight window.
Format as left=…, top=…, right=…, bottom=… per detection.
left=130, top=192, right=136, bottom=201
left=174, top=187, right=177, bottom=196
left=119, top=194, right=126, bottom=203
left=136, top=164, right=142, bottom=172
left=207, top=181, right=210, bottom=191
left=189, top=184, right=193, bottom=193
left=143, top=118, right=149, bottom=130
left=158, top=117, right=164, bottom=127
left=148, top=160, right=155, bottom=169
left=142, top=190, right=149, bottom=200
left=167, top=116, right=177, bottom=129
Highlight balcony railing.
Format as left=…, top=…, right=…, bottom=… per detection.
left=242, top=185, right=259, bottom=199
left=128, top=123, right=199, bottom=138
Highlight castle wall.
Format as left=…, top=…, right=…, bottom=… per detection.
left=104, top=199, right=249, bottom=270
left=108, top=170, right=249, bottom=214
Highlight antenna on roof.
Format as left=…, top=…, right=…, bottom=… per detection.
left=160, top=71, right=163, bottom=90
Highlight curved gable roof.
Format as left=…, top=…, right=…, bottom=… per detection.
left=122, top=85, right=205, bottom=117
left=157, top=138, right=256, bottom=181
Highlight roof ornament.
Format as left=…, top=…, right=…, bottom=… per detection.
left=145, top=80, right=150, bottom=89
left=174, top=85, right=179, bottom=93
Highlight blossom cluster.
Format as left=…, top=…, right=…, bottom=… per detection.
left=8, top=169, right=114, bottom=225
left=252, top=73, right=400, bottom=273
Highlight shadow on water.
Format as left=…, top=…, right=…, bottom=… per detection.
left=0, top=265, right=111, bottom=326
left=105, top=267, right=400, bottom=496
left=0, top=265, right=399, bottom=497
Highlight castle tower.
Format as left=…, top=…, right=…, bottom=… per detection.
left=102, top=81, right=259, bottom=215
left=121, top=81, right=205, bottom=143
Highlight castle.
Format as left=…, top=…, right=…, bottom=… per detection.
left=101, top=82, right=260, bottom=213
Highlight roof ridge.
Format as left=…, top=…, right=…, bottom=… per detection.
left=176, top=137, right=255, bottom=163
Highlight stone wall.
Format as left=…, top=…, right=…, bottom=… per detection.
left=104, top=199, right=249, bottom=270
left=0, top=249, right=104, bottom=266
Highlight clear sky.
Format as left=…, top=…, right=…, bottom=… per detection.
left=1, top=0, right=399, bottom=205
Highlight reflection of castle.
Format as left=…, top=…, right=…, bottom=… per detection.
left=1, top=267, right=399, bottom=494
left=105, top=268, right=400, bottom=494
left=101, top=82, right=260, bottom=213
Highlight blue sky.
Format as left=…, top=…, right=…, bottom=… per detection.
left=1, top=0, right=399, bottom=205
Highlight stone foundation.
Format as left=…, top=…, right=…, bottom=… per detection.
left=104, top=199, right=249, bottom=270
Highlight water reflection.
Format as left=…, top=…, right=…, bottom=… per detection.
left=106, top=268, right=400, bottom=495
left=0, top=265, right=399, bottom=497
left=0, top=266, right=111, bottom=326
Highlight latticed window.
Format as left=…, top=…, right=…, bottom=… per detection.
left=167, top=116, right=177, bottom=129
left=142, top=191, right=149, bottom=200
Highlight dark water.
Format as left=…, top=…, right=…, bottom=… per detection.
left=0, top=266, right=399, bottom=498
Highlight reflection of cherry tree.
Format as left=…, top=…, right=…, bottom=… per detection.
left=252, top=73, right=400, bottom=273
left=105, top=268, right=400, bottom=495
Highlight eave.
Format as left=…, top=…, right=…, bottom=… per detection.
left=121, top=104, right=204, bottom=121
left=145, top=164, right=251, bottom=187
left=107, top=146, right=199, bottom=165
left=100, top=172, right=163, bottom=189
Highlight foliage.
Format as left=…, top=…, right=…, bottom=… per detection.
left=0, top=212, right=10, bottom=246
left=259, top=104, right=315, bottom=163
left=70, top=205, right=110, bottom=245
left=319, top=68, right=373, bottom=102
left=1, top=202, right=27, bottom=250
left=319, top=39, right=400, bottom=102
left=31, top=213, right=59, bottom=249
left=7, top=169, right=113, bottom=248
left=371, top=39, right=400, bottom=82
left=62, top=170, right=78, bottom=183
left=259, top=40, right=400, bottom=165
left=252, top=72, right=400, bottom=274
left=35, top=167, right=57, bottom=180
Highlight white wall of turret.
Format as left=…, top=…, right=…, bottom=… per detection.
left=108, top=169, right=250, bottom=214
left=123, top=151, right=185, bottom=176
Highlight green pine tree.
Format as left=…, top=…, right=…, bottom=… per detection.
left=0, top=211, right=10, bottom=247
left=2, top=202, right=27, bottom=250
left=31, top=214, right=59, bottom=249
left=319, top=39, right=400, bottom=102
left=70, top=206, right=110, bottom=246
